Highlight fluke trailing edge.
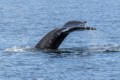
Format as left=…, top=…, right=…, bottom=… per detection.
left=35, top=21, right=96, bottom=50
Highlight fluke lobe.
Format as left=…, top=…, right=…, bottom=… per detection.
left=35, top=21, right=96, bottom=50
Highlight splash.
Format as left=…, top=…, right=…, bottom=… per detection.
left=88, top=44, right=120, bottom=52
left=4, top=46, right=31, bottom=52
left=4, top=44, right=120, bottom=54
left=57, top=44, right=120, bottom=55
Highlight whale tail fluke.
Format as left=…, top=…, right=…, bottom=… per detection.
left=61, top=21, right=96, bottom=33
left=35, top=20, right=96, bottom=50
left=63, top=21, right=87, bottom=28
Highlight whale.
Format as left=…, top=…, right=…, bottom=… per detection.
left=35, top=21, right=96, bottom=50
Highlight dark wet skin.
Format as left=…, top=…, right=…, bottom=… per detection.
left=35, top=21, right=96, bottom=50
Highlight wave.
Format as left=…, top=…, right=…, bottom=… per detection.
left=89, top=44, right=120, bottom=52
left=57, top=44, right=120, bottom=54
left=4, top=44, right=120, bottom=53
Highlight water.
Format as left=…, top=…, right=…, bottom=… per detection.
left=0, top=0, right=120, bottom=80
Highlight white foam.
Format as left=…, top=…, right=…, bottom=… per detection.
left=4, top=46, right=30, bottom=52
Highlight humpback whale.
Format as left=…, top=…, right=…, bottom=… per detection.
left=35, top=21, right=96, bottom=50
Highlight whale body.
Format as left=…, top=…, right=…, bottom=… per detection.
left=35, top=21, right=96, bottom=49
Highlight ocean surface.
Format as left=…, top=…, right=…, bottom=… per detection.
left=0, top=0, right=120, bottom=80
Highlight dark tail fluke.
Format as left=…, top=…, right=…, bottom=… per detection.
left=63, top=21, right=87, bottom=28
left=61, top=21, right=96, bottom=34
left=35, top=20, right=97, bottom=50
left=84, top=27, right=96, bottom=30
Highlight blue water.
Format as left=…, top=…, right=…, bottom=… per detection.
left=1, top=0, right=120, bottom=80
